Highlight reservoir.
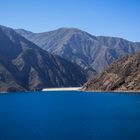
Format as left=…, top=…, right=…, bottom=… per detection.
left=0, top=91, right=140, bottom=140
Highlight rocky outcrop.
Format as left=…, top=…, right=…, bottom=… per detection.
left=83, top=52, right=140, bottom=91
left=0, top=25, right=87, bottom=92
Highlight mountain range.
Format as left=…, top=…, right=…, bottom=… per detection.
left=0, top=25, right=87, bottom=92
left=1, top=25, right=140, bottom=92
left=16, top=28, right=140, bottom=73
left=83, top=52, right=140, bottom=91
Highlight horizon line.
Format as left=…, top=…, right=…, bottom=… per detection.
left=1, top=24, right=139, bottom=43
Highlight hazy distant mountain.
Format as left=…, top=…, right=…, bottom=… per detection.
left=16, top=28, right=140, bottom=73
left=83, top=52, right=140, bottom=91
left=0, top=25, right=87, bottom=92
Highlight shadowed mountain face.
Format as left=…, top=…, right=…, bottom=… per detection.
left=0, top=26, right=87, bottom=92
left=16, top=28, right=140, bottom=73
left=83, top=52, right=140, bottom=91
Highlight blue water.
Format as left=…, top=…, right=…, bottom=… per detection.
left=0, top=91, right=140, bottom=140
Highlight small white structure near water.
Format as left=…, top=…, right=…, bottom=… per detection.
left=42, top=87, right=81, bottom=91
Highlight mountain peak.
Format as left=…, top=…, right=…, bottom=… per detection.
left=0, top=25, right=87, bottom=92
left=16, top=27, right=140, bottom=74
left=56, top=27, right=83, bottom=32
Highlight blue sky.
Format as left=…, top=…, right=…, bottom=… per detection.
left=0, top=0, right=140, bottom=41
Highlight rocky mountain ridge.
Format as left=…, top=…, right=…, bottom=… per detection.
left=16, top=28, right=140, bottom=73
left=83, top=52, right=140, bottom=91
left=0, top=25, right=87, bottom=92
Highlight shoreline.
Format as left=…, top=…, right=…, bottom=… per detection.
left=82, top=90, right=140, bottom=93
left=42, top=87, right=140, bottom=93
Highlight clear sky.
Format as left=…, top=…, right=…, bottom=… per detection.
left=0, top=0, right=140, bottom=41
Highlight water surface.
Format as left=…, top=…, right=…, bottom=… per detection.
left=0, top=91, right=140, bottom=140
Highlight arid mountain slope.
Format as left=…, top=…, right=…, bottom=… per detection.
left=16, top=28, right=140, bottom=73
left=0, top=25, right=87, bottom=92
left=83, top=52, right=140, bottom=91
